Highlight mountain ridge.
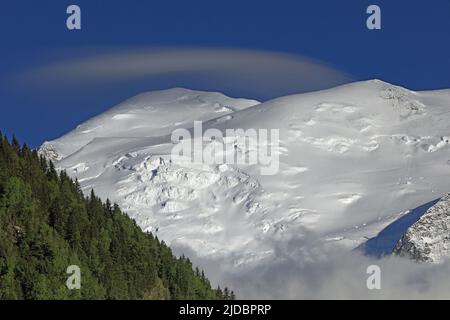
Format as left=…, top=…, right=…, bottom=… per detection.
left=39, top=88, right=260, bottom=161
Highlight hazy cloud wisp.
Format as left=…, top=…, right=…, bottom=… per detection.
left=21, top=48, right=352, bottom=98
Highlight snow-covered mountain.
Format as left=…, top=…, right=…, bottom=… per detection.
left=39, top=80, right=450, bottom=291
left=39, top=88, right=259, bottom=161
left=394, top=193, right=450, bottom=262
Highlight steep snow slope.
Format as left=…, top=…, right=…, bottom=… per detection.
left=39, top=88, right=259, bottom=161
left=40, top=80, right=450, bottom=284
left=394, top=193, right=450, bottom=262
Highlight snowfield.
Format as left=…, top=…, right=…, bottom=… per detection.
left=39, top=80, right=450, bottom=298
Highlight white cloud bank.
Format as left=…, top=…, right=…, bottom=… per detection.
left=174, top=238, right=450, bottom=300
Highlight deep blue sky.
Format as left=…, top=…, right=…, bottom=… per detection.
left=1, top=0, right=449, bottom=147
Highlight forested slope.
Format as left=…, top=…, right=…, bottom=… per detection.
left=0, top=133, right=232, bottom=300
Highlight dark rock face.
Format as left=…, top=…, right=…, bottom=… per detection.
left=394, top=194, right=450, bottom=263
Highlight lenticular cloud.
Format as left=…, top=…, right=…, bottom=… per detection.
left=19, top=47, right=352, bottom=98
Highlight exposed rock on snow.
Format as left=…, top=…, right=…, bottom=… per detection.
left=394, top=194, right=450, bottom=263
left=38, top=142, right=63, bottom=162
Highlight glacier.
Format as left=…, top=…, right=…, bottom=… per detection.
left=39, top=80, right=450, bottom=298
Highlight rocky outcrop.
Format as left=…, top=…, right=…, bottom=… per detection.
left=394, top=194, right=450, bottom=262
left=38, top=142, right=63, bottom=162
